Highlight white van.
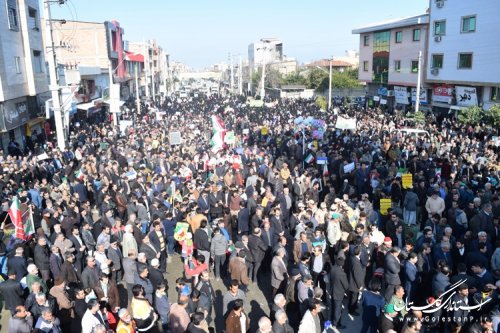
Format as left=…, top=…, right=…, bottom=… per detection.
left=390, top=128, right=430, bottom=139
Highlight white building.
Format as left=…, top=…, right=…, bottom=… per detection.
left=426, top=0, right=500, bottom=112
left=352, top=14, right=429, bottom=110
left=0, top=0, right=49, bottom=152
left=248, top=38, right=283, bottom=72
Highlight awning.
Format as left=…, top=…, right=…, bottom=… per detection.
left=76, top=101, right=96, bottom=111
left=103, top=100, right=126, bottom=107
left=124, top=51, right=144, bottom=62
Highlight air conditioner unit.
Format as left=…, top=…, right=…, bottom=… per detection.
left=387, top=90, right=394, bottom=97
left=431, top=68, right=439, bottom=75
left=436, top=0, right=444, bottom=8
left=434, top=35, right=442, bottom=42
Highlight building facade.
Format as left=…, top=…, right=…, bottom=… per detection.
left=0, top=0, right=49, bottom=152
left=426, top=0, right=500, bottom=112
left=353, top=14, right=429, bottom=110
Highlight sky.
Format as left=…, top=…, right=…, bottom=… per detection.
left=46, top=0, right=429, bottom=69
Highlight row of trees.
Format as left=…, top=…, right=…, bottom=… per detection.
left=251, top=67, right=361, bottom=92
left=457, top=104, right=500, bottom=128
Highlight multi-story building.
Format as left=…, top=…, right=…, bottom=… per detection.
left=45, top=19, right=127, bottom=119
left=426, top=0, right=500, bottom=112
left=0, top=0, right=49, bottom=152
left=352, top=14, right=429, bottom=110
left=248, top=38, right=283, bottom=71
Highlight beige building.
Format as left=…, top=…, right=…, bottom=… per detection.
left=0, top=0, right=49, bottom=152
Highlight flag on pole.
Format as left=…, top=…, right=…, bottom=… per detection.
left=323, top=163, right=329, bottom=176
left=305, top=153, right=315, bottom=164
left=23, top=206, right=35, bottom=240
left=8, top=196, right=25, bottom=240
left=210, top=115, right=226, bottom=151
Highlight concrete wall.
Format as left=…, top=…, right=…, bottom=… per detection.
left=426, top=0, right=500, bottom=85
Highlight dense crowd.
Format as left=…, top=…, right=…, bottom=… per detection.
left=0, top=94, right=499, bottom=333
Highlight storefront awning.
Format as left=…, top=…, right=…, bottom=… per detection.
left=76, top=101, right=96, bottom=111
left=103, top=100, right=126, bottom=107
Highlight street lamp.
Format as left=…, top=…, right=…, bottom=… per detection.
left=315, top=59, right=333, bottom=111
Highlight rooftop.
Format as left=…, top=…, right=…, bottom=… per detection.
left=352, top=14, right=429, bottom=34
left=306, top=59, right=355, bottom=68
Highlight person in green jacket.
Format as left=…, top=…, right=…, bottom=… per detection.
left=26, top=264, right=48, bottom=294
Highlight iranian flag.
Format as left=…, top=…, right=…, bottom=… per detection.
left=210, top=115, right=226, bottom=152
left=8, top=196, right=25, bottom=240
left=7, top=197, right=35, bottom=240
left=305, top=153, right=315, bottom=164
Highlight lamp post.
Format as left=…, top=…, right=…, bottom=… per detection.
left=315, top=62, right=333, bottom=111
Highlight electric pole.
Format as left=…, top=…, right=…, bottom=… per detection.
left=44, top=0, right=65, bottom=150
left=135, top=63, right=140, bottom=114
left=230, top=53, right=234, bottom=94
left=415, top=50, right=422, bottom=113
left=328, top=57, right=332, bottom=111
left=239, top=55, right=243, bottom=95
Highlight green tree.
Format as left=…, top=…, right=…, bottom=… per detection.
left=282, top=71, right=307, bottom=86
left=307, top=68, right=329, bottom=90
left=331, top=71, right=362, bottom=89
left=457, top=105, right=484, bottom=125
left=488, top=104, right=500, bottom=127
left=315, top=96, right=327, bottom=110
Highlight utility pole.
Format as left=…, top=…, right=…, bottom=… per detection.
left=260, top=54, right=266, bottom=99
left=108, top=61, right=118, bottom=127
left=229, top=53, right=234, bottom=94
left=135, top=63, right=140, bottom=115
left=44, top=0, right=65, bottom=150
left=143, top=40, right=150, bottom=99
left=328, top=57, right=333, bottom=111
left=238, top=55, right=243, bottom=95
left=415, top=50, right=422, bottom=113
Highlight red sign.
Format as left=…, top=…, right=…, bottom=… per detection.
left=432, top=85, right=454, bottom=103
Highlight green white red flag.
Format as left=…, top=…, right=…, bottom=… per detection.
left=8, top=196, right=25, bottom=240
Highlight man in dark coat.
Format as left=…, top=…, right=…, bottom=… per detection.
left=384, top=247, right=402, bottom=301
left=7, top=247, right=27, bottom=282
left=69, top=226, right=86, bottom=275
left=330, top=257, right=348, bottom=329
left=148, top=258, right=165, bottom=290
left=0, top=271, right=24, bottom=315
left=33, top=237, right=50, bottom=281
left=248, top=227, right=267, bottom=283
left=237, top=202, right=250, bottom=238
left=347, top=245, right=365, bottom=316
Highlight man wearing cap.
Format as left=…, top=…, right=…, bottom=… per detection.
left=379, top=303, right=398, bottom=333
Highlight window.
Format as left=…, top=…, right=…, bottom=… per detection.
left=28, top=7, right=37, bottom=30
left=394, top=60, right=401, bottom=72
left=413, top=29, right=421, bottom=41
left=411, top=60, right=419, bottom=73
left=434, top=20, right=446, bottom=35
left=14, top=56, right=21, bottom=74
left=363, top=61, right=369, bottom=71
left=395, top=31, right=403, bottom=43
left=363, top=35, right=369, bottom=46
left=458, top=53, right=473, bottom=69
left=7, top=0, right=19, bottom=31
left=431, top=54, right=443, bottom=69
left=491, top=87, right=500, bottom=101
left=461, top=15, right=476, bottom=33
left=33, top=50, right=43, bottom=73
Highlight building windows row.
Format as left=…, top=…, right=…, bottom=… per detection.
left=391, top=60, right=419, bottom=73
left=7, top=0, right=19, bottom=31
left=433, top=15, right=476, bottom=36
left=430, top=53, right=473, bottom=69
left=364, top=28, right=421, bottom=46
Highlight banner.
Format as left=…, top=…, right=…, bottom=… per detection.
left=411, top=88, right=428, bottom=104
left=455, top=86, right=478, bottom=107
left=335, top=116, right=356, bottom=130
left=170, top=131, right=182, bottom=145
left=174, top=222, right=190, bottom=241
left=394, top=86, right=409, bottom=105
left=249, top=99, right=264, bottom=108
left=343, top=162, right=355, bottom=174
left=402, top=173, right=413, bottom=189
left=224, top=131, right=235, bottom=144
left=380, top=199, right=392, bottom=216
left=432, top=85, right=453, bottom=103
left=317, top=156, right=328, bottom=165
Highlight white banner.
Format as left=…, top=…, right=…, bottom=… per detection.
left=170, top=131, right=182, bottom=145
left=343, top=162, right=355, bottom=174
left=394, top=86, right=409, bottom=105
left=455, top=86, right=478, bottom=107
left=335, top=116, right=356, bottom=130
left=411, top=88, right=428, bottom=104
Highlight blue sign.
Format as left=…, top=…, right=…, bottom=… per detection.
left=377, top=87, right=388, bottom=96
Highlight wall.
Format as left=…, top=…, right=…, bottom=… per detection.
left=358, top=33, right=373, bottom=82
left=426, top=1, right=500, bottom=85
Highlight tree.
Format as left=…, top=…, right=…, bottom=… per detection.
left=315, top=96, right=327, bottom=110
left=457, top=105, right=484, bottom=125
left=331, top=71, right=362, bottom=89
left=282, top=71, right=307, bottom=86
left=488, top=104, right=500, bottom=127
left=307, top=68, right=328, bottom=90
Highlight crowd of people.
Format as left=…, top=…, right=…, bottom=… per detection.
left=0, top=93, right=499, bottom=333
